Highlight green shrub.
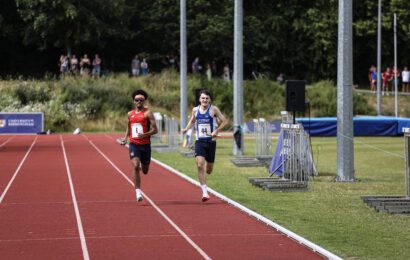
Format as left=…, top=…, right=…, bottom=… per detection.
left=0, top=75, right=379, bottom=132
left=307, top=80, right=375, bottom=117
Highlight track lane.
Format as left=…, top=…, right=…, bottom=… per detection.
left=62, top=134, right=207, bottom=259
left=0, top=135, right=15, bottom=147
left=89, top=134, right=325, bottom=259
left=0, top=135, right=35, bottom=194
left=0, top=135, right=85, bottom=259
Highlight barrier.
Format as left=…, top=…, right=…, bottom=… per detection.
left=0, top=112, right=44, bottom=134
left=250, top=111, right=317, bottom=192
left=152, top=114, right=178, bottom=152
left=253, top=118, right=272, bottom=157
left=276, top=123, right=317, bottom=181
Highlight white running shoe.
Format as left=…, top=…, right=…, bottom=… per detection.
left=136, top=191, right=143, bottom=202
left=201, top=195, right=210, bottom=202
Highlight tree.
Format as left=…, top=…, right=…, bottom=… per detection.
left=16, top=0, right=136, bottom=54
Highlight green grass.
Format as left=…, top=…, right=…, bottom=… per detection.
left=152, top=136, right=410, bottom=260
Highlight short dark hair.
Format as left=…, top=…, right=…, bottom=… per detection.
left=199, top=89, right=212, bottom=99
left=132, top=89, right=148, bottom=100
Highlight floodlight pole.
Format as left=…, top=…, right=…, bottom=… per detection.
left=394, top=13, right=398, bottom=117
left=233, top=0, right=244, bottom=156
left=336, top=0, right=355, bottom=181
left=180, top=0, right=187, bottom=131
left=376, top=0, right=382, bottom=115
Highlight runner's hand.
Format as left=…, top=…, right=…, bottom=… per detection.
left=120, top=138, right=127, bottom=145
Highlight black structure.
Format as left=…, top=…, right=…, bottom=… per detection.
left=286, top=80, right=306, bottom=123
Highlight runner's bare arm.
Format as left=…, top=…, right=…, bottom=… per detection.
left=181, top=107, right=197, bottom=134
left=211, top=106, right=228, bottom=138
left=137, top=110, right=158, bottom=138
left=120, top=112, right=131, bottom=145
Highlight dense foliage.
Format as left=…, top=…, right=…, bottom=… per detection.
left=0, top=72, right=374, bottom=132
left=1, top=0, right=409, bottom=85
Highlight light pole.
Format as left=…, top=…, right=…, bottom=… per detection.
left=180, top=0, right=187, bottom=131
left=376, top=0, right=382, bottom=115
left=336, top=0, right=355, bottom=181
left=233, top=0, right=244, bottom=156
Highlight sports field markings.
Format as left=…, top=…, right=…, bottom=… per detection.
left=84, top=135, right=211, bottom=260
left=0, top=232, right=280, bottom=244
left=60, top=135, right=90, bottom=260
left=0, top=136, right=37, bottom=204
left=0, top=136, right=15, bottom=148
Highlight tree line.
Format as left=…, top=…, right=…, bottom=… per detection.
left=1, top=0, right=409, bottom=85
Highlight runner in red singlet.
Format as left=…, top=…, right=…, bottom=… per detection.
left=120, top=89, right=158, bottom=202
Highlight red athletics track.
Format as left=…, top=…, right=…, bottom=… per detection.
left=0, top=134, right=337, bottom=259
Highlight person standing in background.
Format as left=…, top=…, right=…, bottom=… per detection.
left=402, top=67, right=409, bottom=93
left=141, top=58, right=149, bottom=76
left=92, top=54, right=102, bottom=78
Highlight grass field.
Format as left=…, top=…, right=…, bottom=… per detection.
left=153, top=135, right=409, bottom=260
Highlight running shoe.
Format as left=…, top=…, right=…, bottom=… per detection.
left=201, top=196, right=210, bottom=202
left=136, top=192, right=143, bottom=202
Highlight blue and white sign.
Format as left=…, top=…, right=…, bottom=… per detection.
left=0, top=112, right=44, bottom=134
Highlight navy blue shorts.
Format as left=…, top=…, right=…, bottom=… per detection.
left=195, top=140, right=216, bottom=163
left=129, top=143, right=151, bottom=165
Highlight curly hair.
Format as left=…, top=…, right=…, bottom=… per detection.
left=131, top=89, right=148, bottom=100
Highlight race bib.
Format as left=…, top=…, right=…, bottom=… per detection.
left=131, top=123, right=144, bottom=138
left=198, top=123, right=211, bottom=138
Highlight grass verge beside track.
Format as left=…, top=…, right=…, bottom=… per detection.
left=153, top=135, right=410, bottom=260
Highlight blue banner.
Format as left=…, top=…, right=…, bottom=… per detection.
left=269, top=130, right=284, bottom=177
left=0, top=113, right=44, bottom=134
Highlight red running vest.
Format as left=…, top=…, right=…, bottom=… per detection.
left=128, top=108, right=150, bottom=145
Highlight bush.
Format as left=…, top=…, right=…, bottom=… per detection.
left=0, top=75, right=378, bottom=132
left=307, top=80, right=375, bottom=117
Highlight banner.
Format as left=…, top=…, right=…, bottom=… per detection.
left=0, top=112, right=44, bottom=134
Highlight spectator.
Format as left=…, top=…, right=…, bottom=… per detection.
left=131, top=55, right=140, bottom=77
left=59, top=55, right=69, bottom=79
left=371, top=66, right=377, bottom=93
left=382, top=67, right=392, bottom=95
left=141, top=58, right=149, bottom=76
left=402, top=66, right=409, bottom=93
left=276, top=73, right=285, bottom=84
left=206, top=63, right=212, bottom=81
left=392, top=66, right=401, bottom=91
left=369, top=65, right=375, bottom=91
left=192, top=57, right=202, bottom=73
left=70, top=54, right=79, bottom=76
left=80, top=54, right=91, bottom=76
left=92, top=54, right=102, bottom=78
left=223, top=64, right=230, bottom=82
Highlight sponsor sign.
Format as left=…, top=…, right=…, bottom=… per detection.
left=0, top=112, right=44, bottom=134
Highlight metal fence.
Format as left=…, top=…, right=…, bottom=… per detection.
left=163, top=114, right=179, bottom=149
left=151, top=112, right=163, bottom=145
left=253, top=118, right=272, bottom=157
left=280, top=123, right=317, bottom=182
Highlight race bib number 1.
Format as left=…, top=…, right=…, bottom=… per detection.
left=198, top=124, right=211, bottom=138
left=131, top=123, right=144, bottom=138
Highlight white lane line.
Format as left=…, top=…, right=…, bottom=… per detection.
left=0, top=232, right=280, bottom=243
left=0, top=136, right=15, bottom=148
left=60, top=135, right=90, bottom=260
left=84, top=135, right=211, bottom=260
left=0, top=136, right=37, bottom=203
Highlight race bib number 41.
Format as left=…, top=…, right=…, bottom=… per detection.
left=198, top=124, right=211, bottom=138
left=131, top=123, right=144, bottom=138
